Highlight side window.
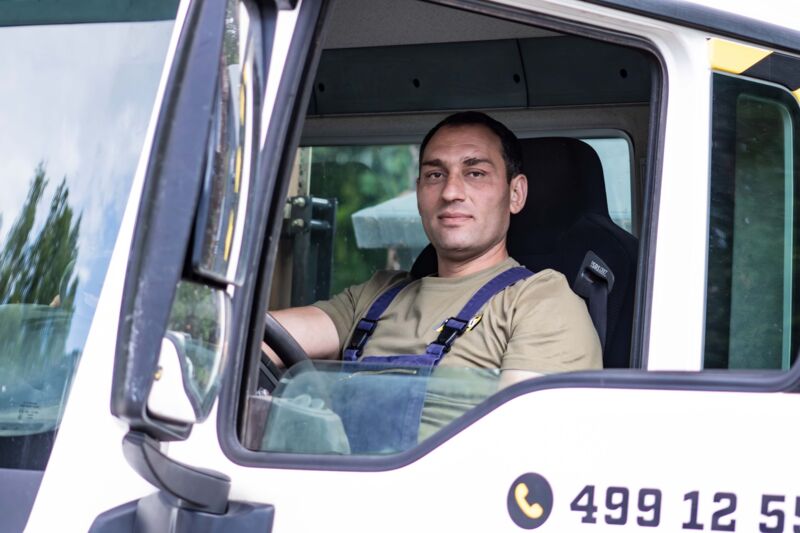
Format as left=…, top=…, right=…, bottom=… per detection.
left=582, top=137, right=634, bottom=234
left=704, top=74, right=800, bottom=370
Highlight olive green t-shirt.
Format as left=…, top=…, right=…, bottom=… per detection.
left=313, top=257, right=602, bottom=373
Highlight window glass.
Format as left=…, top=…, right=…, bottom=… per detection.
left=704, top=74, right=799, bottom=370
left=582, top=137, right=633, bottom=233
left=0, top=16, right=174, bottom=471
left=259, top=361, right=499, bottom=455
left=310, top=145, right=419, bottom=295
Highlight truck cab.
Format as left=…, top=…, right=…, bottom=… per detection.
left=2, top=0, right=800, bottom=531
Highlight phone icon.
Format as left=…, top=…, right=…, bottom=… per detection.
left=515, top=482, right=545, bottom=519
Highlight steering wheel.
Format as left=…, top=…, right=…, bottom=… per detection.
left=260, top=312, right=312, bottom=391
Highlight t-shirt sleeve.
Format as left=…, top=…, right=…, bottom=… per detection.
left=311, top=270, right=410, bottom=353
left=501, top=270, right=603, bottom=373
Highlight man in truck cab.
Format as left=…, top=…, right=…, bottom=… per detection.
left=269, top=111, right=601, bottom=387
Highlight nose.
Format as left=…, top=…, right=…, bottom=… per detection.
left=441, top=173, right=466, bottom=202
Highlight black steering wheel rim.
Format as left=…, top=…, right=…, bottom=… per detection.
left=262, top=312, right=311, bottom=368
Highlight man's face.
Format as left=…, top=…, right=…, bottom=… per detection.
left=417, top=124, right=527, bottom=262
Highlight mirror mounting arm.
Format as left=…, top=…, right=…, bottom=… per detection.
left=122, top=431, right=231, bottom=515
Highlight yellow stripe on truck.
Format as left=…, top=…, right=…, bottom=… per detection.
left=709, top=38, right=772, bottom=74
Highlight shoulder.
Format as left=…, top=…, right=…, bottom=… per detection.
left=515, top=268, right=574, bottom=297
left=363, top=269, right=413, bottom=292
left=503, top=267, right=589, bottom=319
left=348, top=269, right=413, bottom=306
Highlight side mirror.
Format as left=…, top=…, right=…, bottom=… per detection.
left=113, top=279, right=230, bottom=440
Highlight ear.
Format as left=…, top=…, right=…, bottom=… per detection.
left=509, top=173, right=528, bottom=214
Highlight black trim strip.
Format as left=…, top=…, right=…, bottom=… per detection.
left=0, top=0, right=178, bottom=27
left=742, top=51, right=800, bottom=92
left=584, top=0, right=800, bottom=56
left=631, top=54, right=668, bottom=368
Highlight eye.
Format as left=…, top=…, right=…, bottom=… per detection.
left=466, top=170, right=486, bottom=179
left=424, top=171, right=445, bottom=182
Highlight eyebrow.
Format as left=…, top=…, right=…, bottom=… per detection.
left=463, top=157, right=494, bottom=168
left=421, top=158, right=445, bottom=168
left=421, top=157, right=495, bottom=168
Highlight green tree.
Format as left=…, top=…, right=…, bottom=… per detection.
left=0, top=163, right=81, bottom=310
left=310, top=145, right=417, bottom=294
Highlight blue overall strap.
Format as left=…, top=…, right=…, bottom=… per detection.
left=343, top=279, right=412, bottom=362
left=425, top=266, right=534, bottom=361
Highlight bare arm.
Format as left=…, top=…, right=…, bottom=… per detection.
left=262, top=306, right=341, bottom=365
left=498, top=369, right=542, bottom=389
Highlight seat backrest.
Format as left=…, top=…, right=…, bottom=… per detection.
left=509, top=137, right=637, bottom=368
left=411, top=137, right=637, bottom=368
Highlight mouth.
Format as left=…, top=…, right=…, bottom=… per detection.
left=437, top=212, right=472, bottom=225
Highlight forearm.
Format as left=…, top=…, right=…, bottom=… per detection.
left=264, top=306, right=341, bottom=363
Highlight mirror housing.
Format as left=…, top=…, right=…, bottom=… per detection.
left=110, top=0, right=229, bottom=441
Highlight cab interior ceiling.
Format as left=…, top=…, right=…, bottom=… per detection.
left=300, top=0, right=654, bottom=159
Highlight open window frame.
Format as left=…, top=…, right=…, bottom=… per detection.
left=217, top=0, right=669, bottom=471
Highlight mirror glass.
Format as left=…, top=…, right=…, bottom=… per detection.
left=159, top=281, right=229, bottom=421
left=191, top=0, right=258, bottom=284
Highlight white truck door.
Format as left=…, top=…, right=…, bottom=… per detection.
left=181, top=1, right=800, bottom=532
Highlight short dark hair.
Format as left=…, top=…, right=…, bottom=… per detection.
left=418, top=111, right=523, bottom=182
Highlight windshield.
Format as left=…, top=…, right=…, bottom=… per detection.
left=0, top=11, right=175, bottom=473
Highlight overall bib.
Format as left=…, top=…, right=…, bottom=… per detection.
left=332, top=266, right=534, bottom=453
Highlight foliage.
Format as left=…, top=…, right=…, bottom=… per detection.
left=0, top=163, right=81, bottom=310
left=310, top=145, right=418, bottom=294
left=223, top=0, right=239, bottom=67
left=167, top=281, right=223, bottom=393
left=167, top=281, right=222, bottom=347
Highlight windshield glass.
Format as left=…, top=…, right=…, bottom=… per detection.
left=0, top=15, right=175, bottom=473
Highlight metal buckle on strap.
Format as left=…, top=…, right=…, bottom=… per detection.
left=347, top=318, right=378, bottom=352
left=433, top=317, right=469, bottom=351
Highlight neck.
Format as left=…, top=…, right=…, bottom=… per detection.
left=436, top=240, right=509, bottom=278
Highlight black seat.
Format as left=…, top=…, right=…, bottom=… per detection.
left=411, top=137, right=637, bottom=368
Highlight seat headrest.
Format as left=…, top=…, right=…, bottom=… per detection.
left=515, top=137, right=608, bottom=231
